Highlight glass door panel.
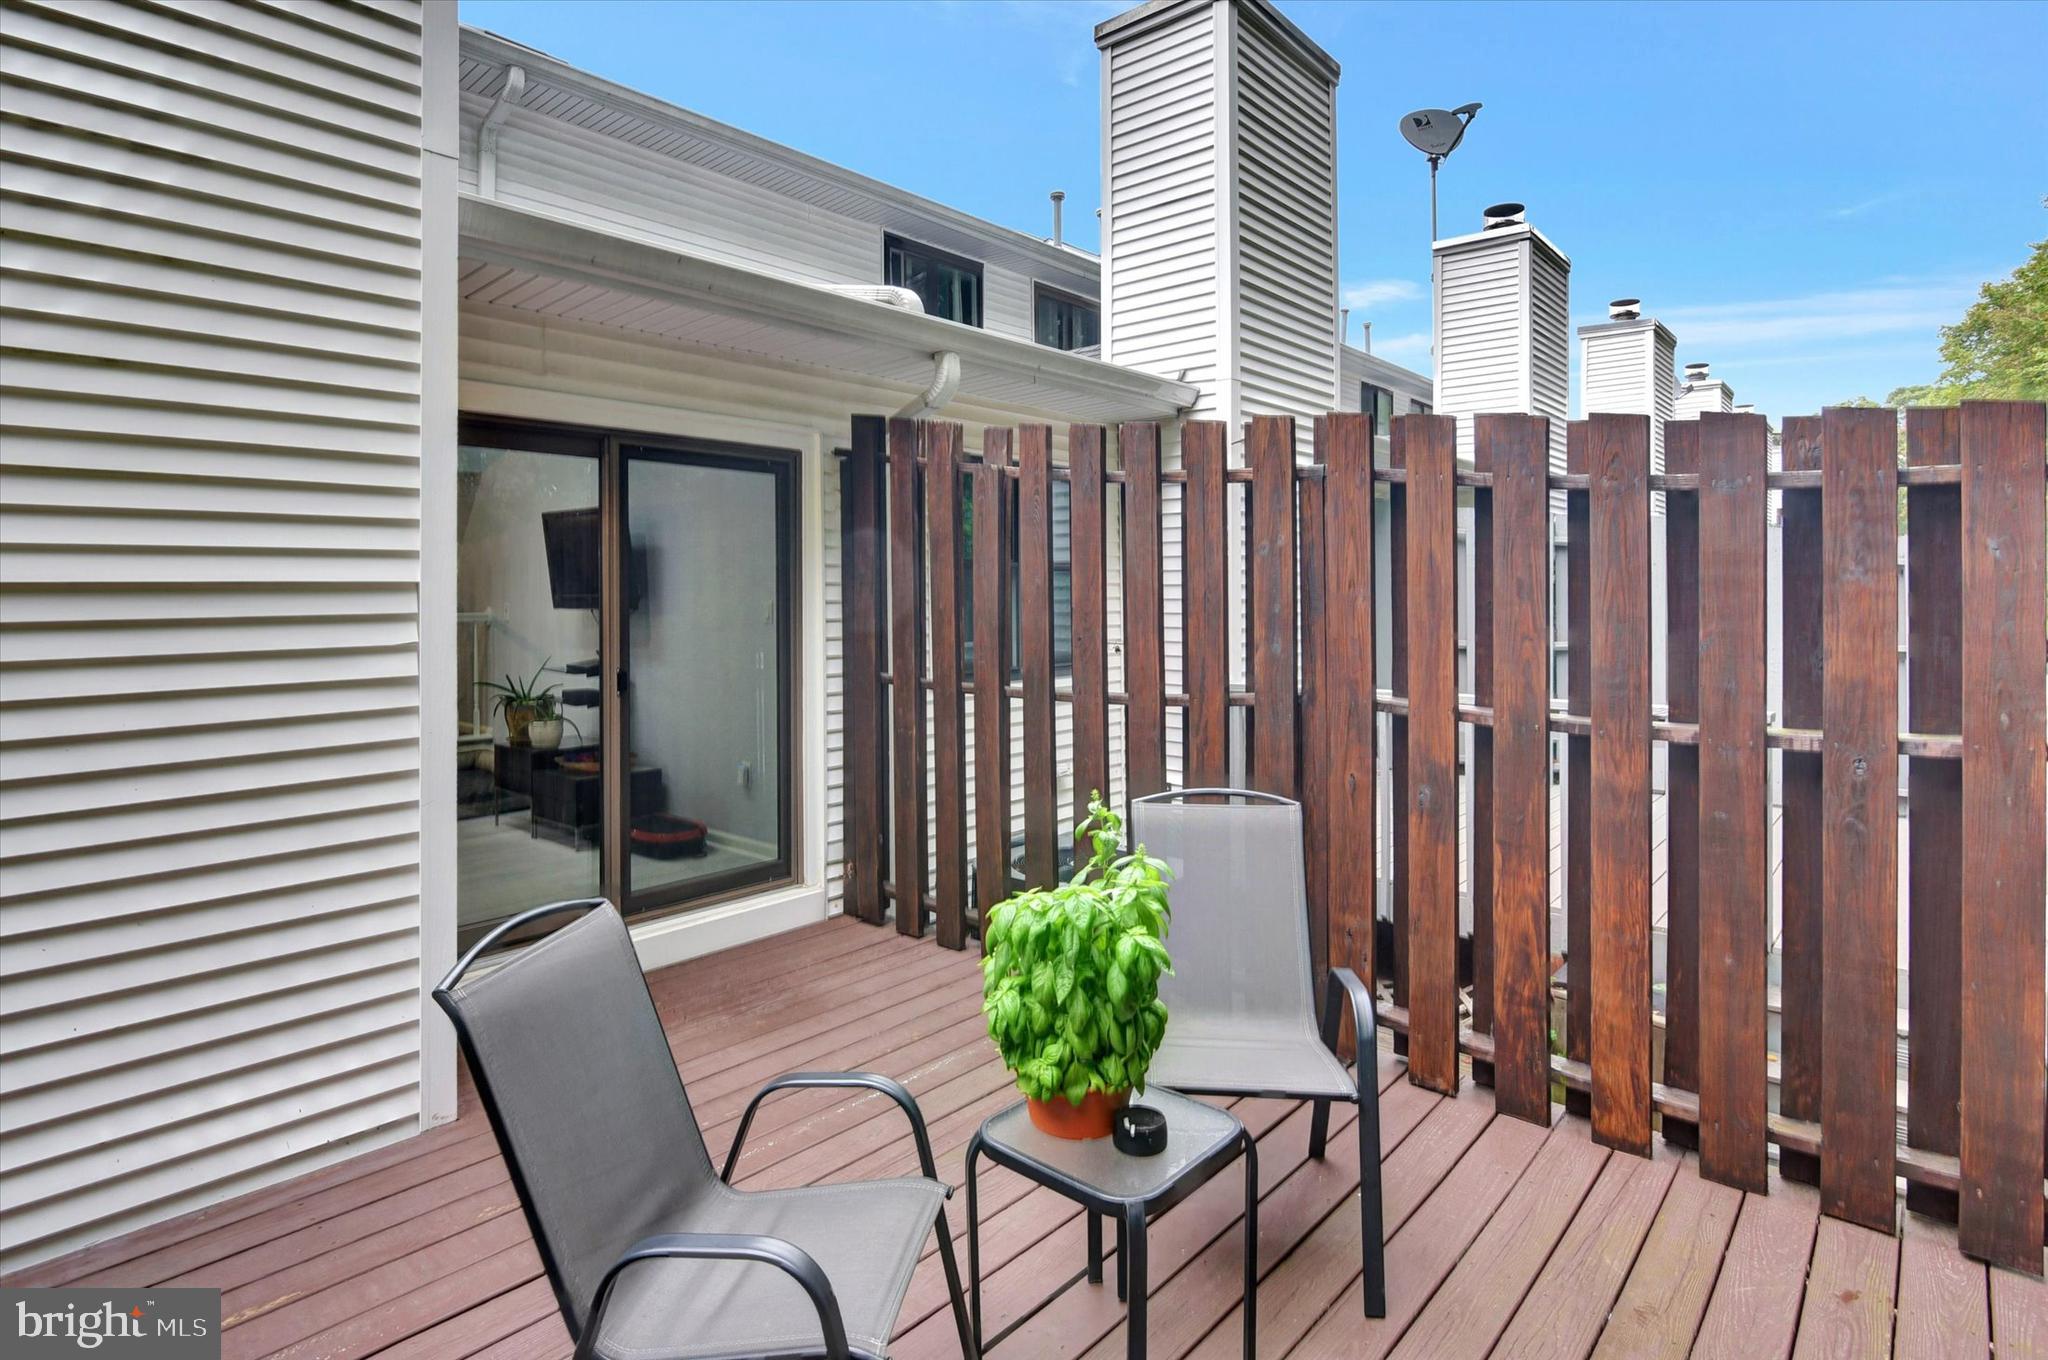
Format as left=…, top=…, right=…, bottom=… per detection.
left=621, top=445, right=794, bottom=908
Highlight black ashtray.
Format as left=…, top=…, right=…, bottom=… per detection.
left=1113, top=1104, right=1167, bottom=1157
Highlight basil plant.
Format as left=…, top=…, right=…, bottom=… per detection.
left=981, top=793, right=1173, bottom=1106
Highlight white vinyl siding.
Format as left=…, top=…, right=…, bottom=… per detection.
left=1433, top=225, right=1571, bottom=469
left=1529, top=243, right=1570, bottom=471
left=0, top=0, right=429, bottom=1271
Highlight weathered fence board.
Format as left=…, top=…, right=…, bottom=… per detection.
left=1405, top=414, right=1461, bottom=1095
left=1905, top=406, right=1963, bottom=1222
left=887, top=417, right=929, bottom=936
left=1017, top=424, right=1057, bottom=888
left=1564, top=421, right=1593, bottom=1119
left=1389, top=424, right=1412, bottom=1053
left=1587, top=413, right=1653, bottom=1155
left=1485, top=413, right=1553, bottom=1124
left=842, top=416, right=888, bottom=924
left=1250, top=415, right=1299, bottom=797
left=1070, top=424, right=1109, bottom=822
left=1184, top=421, right=1229, bottom=789
left=1695, top=411, right=1769, bottom=1193
left=1663, top=420, right=1702, bottom=1153
left=1122, top=422, right=1166, bottom=801
left=1321, top=412, right=1378, bottom=1025
left=1299, top=427, right=1330, bottom=1002
left=1470, top=420, right=1497, bottom=1091
left=1777, top=414, right=1825, bottom=1189
left=1957, top=399, right=2046, bottom=1271
left=1819, top=405, right=1900, bottom=1232
left=972, top=430, right=1013, bottom=946
left=926, top=422, right=967, bottom=949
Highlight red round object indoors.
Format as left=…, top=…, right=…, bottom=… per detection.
left=630, top=814, right=709, bottom=858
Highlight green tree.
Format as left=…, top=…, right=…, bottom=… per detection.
left=1885, top=205, right=2048, bottom=406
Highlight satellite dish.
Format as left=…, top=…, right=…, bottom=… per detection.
left=1399, top=105, right=1481, bottom=160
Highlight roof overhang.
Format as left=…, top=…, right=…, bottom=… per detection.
left=457, top=195, right=1195, bottom=425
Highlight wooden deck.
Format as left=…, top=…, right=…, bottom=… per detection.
left=8, top=916, right=2044, bottom=1359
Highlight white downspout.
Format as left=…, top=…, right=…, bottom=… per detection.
left=893, top=351, right=962, bottom=420
left=479, top=66, right=526, bottom=199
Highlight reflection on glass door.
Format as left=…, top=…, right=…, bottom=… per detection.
left=621, top=444, right=794, bottom=908
left=454, top=431, right=603, bottom=946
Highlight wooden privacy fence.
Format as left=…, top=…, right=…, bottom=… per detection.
left=838, top=401, right=2048, bottom=1272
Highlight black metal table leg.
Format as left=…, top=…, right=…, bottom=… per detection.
left=1116, top=1212, right=1128, bottom=1300
left=1087, top=1211, right=1104, bottom=1284
left=1242, top=1132, right=1258, bottom=1360
left=965, top=1133, right=983, bottom=1354
left=1123, top=1204, right=1148, bottom=1360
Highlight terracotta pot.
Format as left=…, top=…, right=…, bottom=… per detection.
left=504, top=703, right=538, bottom=746
left=1025, top=1088, right=1130, bottom=1140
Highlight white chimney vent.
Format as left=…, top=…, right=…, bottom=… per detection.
left=1483, top=201, right=1527, bottom=230
left=1609, top=297, right=1641, bottom=321
left=1675, top=359, right=1735, bottom=420
left=1580, top=298, right=1677, bottom=487
left=1434, top=205, right=1570, bottom=466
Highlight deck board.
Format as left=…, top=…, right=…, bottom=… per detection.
left=2, top=916, right=2010, bottom=1359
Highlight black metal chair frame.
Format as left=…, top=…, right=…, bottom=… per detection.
left=433, top=899, right=976, bottom=1360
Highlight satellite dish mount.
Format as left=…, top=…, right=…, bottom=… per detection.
left=1398, top=102, right=1482, bottom=243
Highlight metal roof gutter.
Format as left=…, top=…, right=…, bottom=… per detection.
left=457, top=195, right=1197, bottom=419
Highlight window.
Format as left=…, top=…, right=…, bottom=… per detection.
left=1411, top=399, right=1432, bottom=415
left=1034, top=285, right=1100, bottom=351
left=885, top=234, right=983, bottom=327
left=1361, top=382, right=1395, bottom=463
left=959, top=475, right=1072, bottom=677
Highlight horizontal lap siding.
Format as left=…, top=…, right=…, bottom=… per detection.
left=1435, top=245, right=1523, bottom=461
left=0, top=0, right=428, bottom=1271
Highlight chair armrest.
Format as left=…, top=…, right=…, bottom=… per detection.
left=1320, top=967, right=1379, bottom=1066
left=722, top=1071, right=944, bottom=1189
left=574, top=1231, right=848, bottom=1360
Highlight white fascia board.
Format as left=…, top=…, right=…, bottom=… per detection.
left=458, top=195, right=1196, bottom=418
left=460, top=28, right=1098, bottom=295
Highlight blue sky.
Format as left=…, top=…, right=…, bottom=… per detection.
left=461, top=0, right=2046, bottom=418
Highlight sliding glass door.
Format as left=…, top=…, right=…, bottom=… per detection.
left=453, top=419, right=796, bottom=948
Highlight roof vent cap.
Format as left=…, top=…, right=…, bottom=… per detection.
left=1684, top=361, right=1713, bottom=382
left=1482, top=201, right=1526, bottom=230
left=1608, top=298, right=1641, bottom=321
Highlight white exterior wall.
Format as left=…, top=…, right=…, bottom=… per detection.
left=1675, top=377, right=1735, bottom=421
left=1340, top=346, right=1433, bottom=416
left=0, top=0, right=442, bottom=1270
left=1432, top=223, right=1570, bottom=469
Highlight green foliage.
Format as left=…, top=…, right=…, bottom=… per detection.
left=1885, top=210, right=2048, bottom=406
left=476, top=659, right=562, bottom=722
left=981, top=793, right=1173, bottom=1105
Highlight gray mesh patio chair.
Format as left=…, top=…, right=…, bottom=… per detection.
left=433, top=900, right=974, bottom=1360
left=1130, top=789, right=1386, bottom=1318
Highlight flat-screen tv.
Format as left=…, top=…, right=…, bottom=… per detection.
left=542, top=508, right=645, bottom=610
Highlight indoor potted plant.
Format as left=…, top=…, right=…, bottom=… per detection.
left=477, top=659, right=562, bottom=748
left=981, top=793, right=1172, bottom=1139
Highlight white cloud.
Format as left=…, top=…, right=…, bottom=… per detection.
left=1370, top=330, right=1431, bottom=360
left=1658, top=276, right=1978, bottom=350
left=1341, top=278, right=1423, bottom=311
left=1828, top=187, right=1919, bottom=219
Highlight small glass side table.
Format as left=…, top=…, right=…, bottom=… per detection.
left=963, top=1087, right=1255, bottom=1359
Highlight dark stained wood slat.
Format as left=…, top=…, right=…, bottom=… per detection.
left=1120, top=422, right=1166, bottom=801
left=1661, top=420, right=1702, bottom=1152
left=1404, top=413, right=1460, bottom=1095
left=1564, top=420, right=1592, bottom=1117
left=1248, top=414, right=1298, bottom=796
left=1321, top=413, right=1378, bottom=1025
left=1791, top=1216, right=1900, bottom=1360
left=1069, top=424, right=1110, bottom=822
left=1486, top=414, right=1553, bottom=1124
left=1905, top=405, right=1963, bottom=1222
left=1298, top=432, right=1330, bottom=995
left=1819, top=404, right=1901, bottom=1231
left=841, top=416, right=888, bottom=923
left=1586, top=413, right=1653, bottom=1154
left=1893, top=1211, right=1990, bottom=1359
left=1469, top=423, right=1496, bottom=1090
left=1202, top=1085, right=1497, bottom=1360
left=972, top=431, right=1013, bottom=945
left=1591, top=1154, right=1743, bottom=1358
left=1695, top=411, right=1770, bottom=1191
left=888, top=417, right=929, bottom=936
left=1183, top=421, right=1230, bottom=788
left=1388, top=426, right=1410, bottom=1055
left=1957, top=398, right=2047, bottom=1271
left=1491, top=1136, right=1682, bottom=1358
left=1016, top=424, right=1058, bottom=888
left=925, top=421, right=968, bottom=949
left=1390, top=1114, right=1605, bottom=1358
left=1777, top=415, right=1825, bottom=1188
left=1292, top=1092, right=1546, bottom=1359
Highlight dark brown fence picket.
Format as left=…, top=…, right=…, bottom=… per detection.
left=834, top=400, right=2048, bottom=1276
left=1121, top=421, right=1166, bottom=801
left=1183, top=421, right=1230, bottom=789
left=1957, top=399, right=2046, bottom=1271
left=1777, top=414, right=1825, bottom=1188
left=1404, top=414, right=1460, bottom=1095
left=1820, top=404, right=1901, bottom=1231
left=972, top=430, right=1013, bottom=946
left=1905, top=406, right=1963, bottom=1220
left=925, top=421, right=967, bottom=950
left=1070, top=424, right=1109, bottom=822
left=1483, top=413, right=1552, bottom=1123
left=1695, top=411, right=1769, bottom=1192
left=1662, top=419, right=1702, bottom=1152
